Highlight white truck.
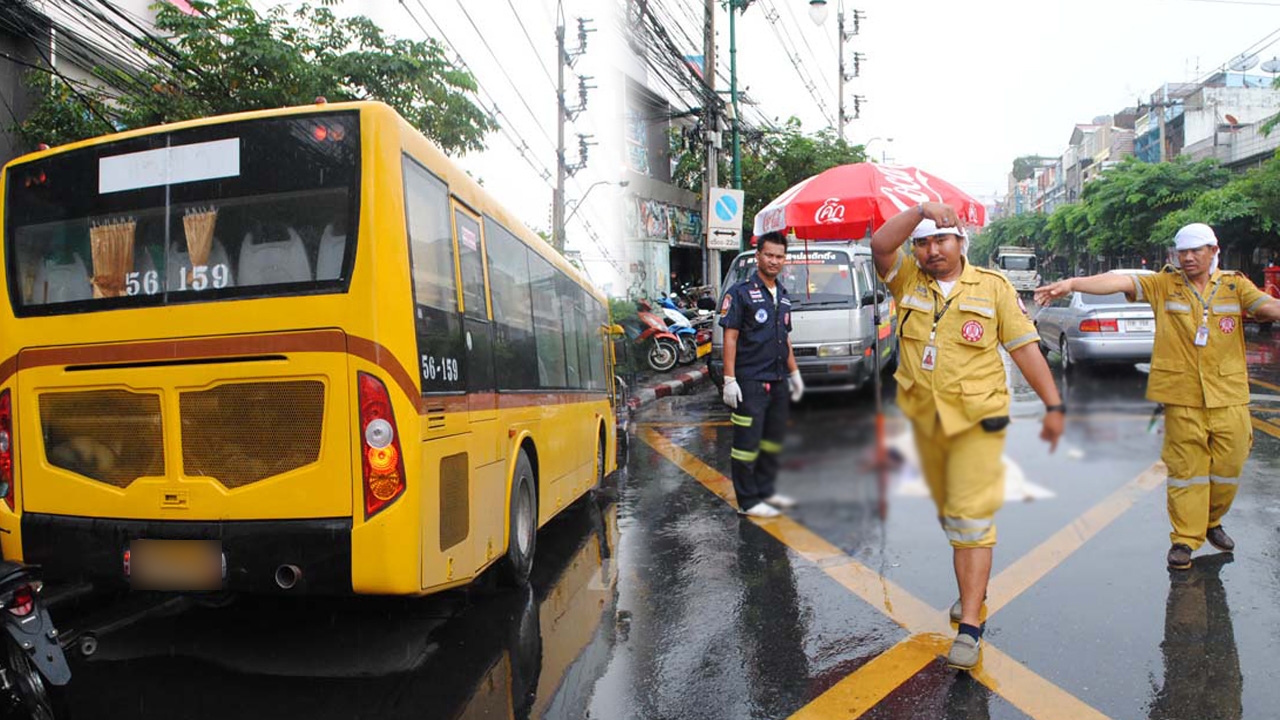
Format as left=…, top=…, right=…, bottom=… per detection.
left=993, top=246, right=1040, bottom=293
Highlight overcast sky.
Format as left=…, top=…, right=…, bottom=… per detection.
left=329, top=0, right=625, bottom=291
left=730, top=0, right=1280, bottom=203
left=320, top=0, right=1280, bottom=291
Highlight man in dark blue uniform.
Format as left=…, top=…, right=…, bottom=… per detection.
left=720, top=231, right=804, bottom=518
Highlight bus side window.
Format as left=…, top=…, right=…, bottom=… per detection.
left=403, top=156, right=464, bottom=393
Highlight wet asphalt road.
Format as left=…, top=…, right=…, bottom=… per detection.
left=43, top=331, right=1280, bottom=720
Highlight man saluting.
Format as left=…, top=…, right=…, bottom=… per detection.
left=873, top=202, right=1064, bottom=670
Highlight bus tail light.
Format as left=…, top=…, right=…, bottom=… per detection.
left=0, top=390, right=12, bottom=511
left=358, top=373, right=405, bottom=518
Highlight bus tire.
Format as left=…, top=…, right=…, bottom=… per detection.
left=498, top=450, right=537, bottom=588
left=593, top=428, right=607, bottom=490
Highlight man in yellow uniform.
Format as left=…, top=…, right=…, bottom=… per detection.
left=873, top=202, right=1065, bottom=670
left=1037, top=223, right=1280, bottom=570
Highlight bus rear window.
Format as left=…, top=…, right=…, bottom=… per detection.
left=5, top=111, right=359, bottom=316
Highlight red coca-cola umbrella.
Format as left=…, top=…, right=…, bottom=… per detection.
left=752, top=163, right=986, bottom=239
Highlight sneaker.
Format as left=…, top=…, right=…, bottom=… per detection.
left=763, top=493, right=797, bottom=509
left=947, top=632, right=982, bottom=670
left=1207, top=525, right=1235, bottom=552
left=1167, top=543, right=1193, bottom=570
left=948, top=597, right=988, bottom=624
left=741, top=502, right=781, bottom=518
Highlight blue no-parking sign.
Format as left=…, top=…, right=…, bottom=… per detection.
left=707, top=187, right=745, bottom=251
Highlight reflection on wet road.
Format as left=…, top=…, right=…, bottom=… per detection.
left=40, top=332, right=1280, bottom=719
left=52, top=493, right=621, bottom=720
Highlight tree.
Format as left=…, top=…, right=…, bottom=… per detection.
left=14, top=0, right=495, bottom=155
left=1011, top=155, right=1054, bottom=182
left=739, top=118, right=866, bottom=222
left=1079, top=156, right=1230, bottom=256
left=1043, top=203, right=1091, bottom=278
left=969, top=213, right=1047, bottom=267
left=665, top=117, right=866, bottom=230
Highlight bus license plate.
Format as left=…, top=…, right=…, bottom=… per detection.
left=129, top=539, right=223, bottom=591
left=1124, top=319, right=1154, bottom=332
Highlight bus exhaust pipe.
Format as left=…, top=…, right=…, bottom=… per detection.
left=274, top=564, right=302, bottom=590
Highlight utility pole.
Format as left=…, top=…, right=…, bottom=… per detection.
left=554, top=12, right=567, bottom=252
left=1137, top=86, right=1178, bottom=164
left=837, top=7, right=845, bottom=142
left=703, top=0, right=720, bottom=292
left=554, top=4, right=594, bottom=253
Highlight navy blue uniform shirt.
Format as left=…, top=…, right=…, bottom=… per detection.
left=719, top=273, right=793, bottom=381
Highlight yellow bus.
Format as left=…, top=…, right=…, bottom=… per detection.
left=0, top=101, right=618, bottom=596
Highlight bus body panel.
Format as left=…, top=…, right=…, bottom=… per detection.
left=0, top=102, right=617, bottom=596
left=16, top=333, right=353, bottom=521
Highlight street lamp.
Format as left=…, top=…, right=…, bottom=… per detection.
left=809, top=0, right=863, bottom=142
left=807, top=0, right=829, bottom=26
left=565, top=179, right=629, bottom=226
left=864, top=136, right=893, bottom=163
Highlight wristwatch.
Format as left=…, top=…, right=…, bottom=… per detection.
left=1045, top=404, right=1067, bottom=414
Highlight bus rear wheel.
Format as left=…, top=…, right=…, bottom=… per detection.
left=498, top=450, right=537, bottom=587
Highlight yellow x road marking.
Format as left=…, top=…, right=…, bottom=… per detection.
left=636, top=424, right=1165, bottom=719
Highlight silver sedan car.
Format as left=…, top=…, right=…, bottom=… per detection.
left=1032, top=270, right=1156, bottom=373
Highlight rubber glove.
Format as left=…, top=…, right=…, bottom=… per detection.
left=722, top=376, right=742, bottom=409
left=788, top=370, right=805, bottom=403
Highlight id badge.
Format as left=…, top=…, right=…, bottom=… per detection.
left=921, top=344, right=937, bottom=371
left=1194, top=325, right=1209, bottom=347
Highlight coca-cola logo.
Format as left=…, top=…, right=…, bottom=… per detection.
left=757, top=206, right=786, bottom=234
left=877, top=166, right=935, bottom=212
left=815, top=198, right=846, bottom=224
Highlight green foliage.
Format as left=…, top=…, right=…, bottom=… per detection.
left=1011, top=155, right=1054, bottom=181
left=608, top=297, right=637, bottom=325
left=1079, top=156, right=1230, bottom=254
left=991, top=149, right=1280, bottom=278
left=664, top=117, right=866, bottom=230
left=13, top=0, right=494, bottom=155
left=12, top=74, right=116, bottom=148
left=740, top=118, right=866, bottom=222
left=969, top=213, right=1047, bottom=266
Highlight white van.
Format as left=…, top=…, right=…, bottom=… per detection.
left=709, top=241, right=897, bottom=394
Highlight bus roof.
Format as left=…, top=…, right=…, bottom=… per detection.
left=4, top=100, right=605, bottom=306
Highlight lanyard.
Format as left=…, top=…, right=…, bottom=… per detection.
left=1185, top=274, right=1222, bottom=325
left=929, top=294, right=955, bottom=343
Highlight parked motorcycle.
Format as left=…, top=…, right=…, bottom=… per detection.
left=0, top=563, right=69, bottom=720
left=656, top=297, right=700, bottom=365
left=624, top=301, right=681, bottom=373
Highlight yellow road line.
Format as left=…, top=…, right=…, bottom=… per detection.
left=636, top=425, right=1113, bottom=720
left=787, top=634, right=946, bottom=720
left=638, top=426, right=737, bottom=505
left=1252, top=416, right=1280, bottom=440
left=1251, top=377, right=1280, bottom=394
left=973, top=645, right=1111, bottom=720
left=986, top=461, right=1165, bottom=615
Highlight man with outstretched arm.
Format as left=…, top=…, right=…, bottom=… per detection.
left=872, top=201, right=1064, bottom=670
left=1036, top=223, right=1280, bottom=571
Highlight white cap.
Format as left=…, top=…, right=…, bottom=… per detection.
left=911, top=218, right=966, bottom=240
left=1173, top=223, right=1217, bottom=251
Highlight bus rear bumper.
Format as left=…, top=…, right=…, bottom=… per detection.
left=21, top=513, right=353, bottom=595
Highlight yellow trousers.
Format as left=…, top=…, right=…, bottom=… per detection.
left=1162, top=404, right=1253, bottom=551
left=912, top=417, right=1006, bottom=548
